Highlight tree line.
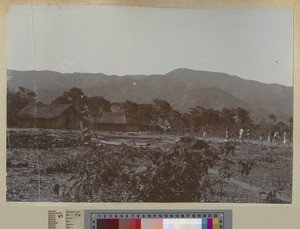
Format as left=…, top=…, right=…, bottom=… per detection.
left=7, top=86, right=292, bottom=138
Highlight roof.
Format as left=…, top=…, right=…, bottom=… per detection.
left=157, top=116, right=170, bottom=126
left=97, top=112, right=142, bottom=125
left=17, top=104, right=74, bottom=119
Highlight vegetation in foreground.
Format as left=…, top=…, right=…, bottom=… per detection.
left=6, top=129, right=292, bottom=203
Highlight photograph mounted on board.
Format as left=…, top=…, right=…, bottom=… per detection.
left=6, top=5, right=293, bottom=203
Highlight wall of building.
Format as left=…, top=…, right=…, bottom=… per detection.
left=96, top=123, right=152, bottom=132
left=56, top=108, right=78, bottom=129
left=17, top=118, right=56, bottom=129
left=17, top=107, right=79, bottom=129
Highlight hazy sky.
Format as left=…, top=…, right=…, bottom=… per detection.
left=8, top=5, right=293, bottom=85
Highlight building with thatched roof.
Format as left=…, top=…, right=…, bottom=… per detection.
left=95, top=112, right=151, bottom=132
left=17, top=103, right=78, bottom=129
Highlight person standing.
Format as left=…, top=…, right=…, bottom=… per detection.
left=225, top=127, right=229, bottom=142
left=238, top=128, right=245, bottom=143
left=268, top=130, right=275, bottom=145
left=283, top=131, right=290, bottom=146
left=246, top=129, right=251, bottom=144
left=259, top=131, right=265, bottom=144
left=203, top=128, right=208, bottom=138
left=273, top=131, right=280, bottom=145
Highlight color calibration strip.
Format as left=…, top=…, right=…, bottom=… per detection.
left=96, top=218, right=219, bottom=228
left=90, top=212, right=224, bottom=229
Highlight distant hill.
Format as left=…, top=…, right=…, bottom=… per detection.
left=7, top=68, right=293, bottom=122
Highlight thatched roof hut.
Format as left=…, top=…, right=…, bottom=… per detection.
left=95, top=112, right=150, bottom=132
left=17, top=103, right=78, bottom=129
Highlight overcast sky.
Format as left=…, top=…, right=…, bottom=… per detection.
left=8, top=5, right=293, bottom=85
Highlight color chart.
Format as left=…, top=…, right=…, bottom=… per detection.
left=96, top=218, right=219, bottom=229
left=84, top=210, right=232, bottom=229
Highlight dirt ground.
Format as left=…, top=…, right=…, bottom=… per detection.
left=6, top=128, right=293, bottom=203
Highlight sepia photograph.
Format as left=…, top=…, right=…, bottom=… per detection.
left=6, top=5, right=293, bottom=203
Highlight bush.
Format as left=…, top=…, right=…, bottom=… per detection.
left=59, top=138, right=226, bottom=202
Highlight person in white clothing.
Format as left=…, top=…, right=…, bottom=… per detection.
left=238, top=128, right=245, bottom=143
left=225, top=127, right=229, bottom=142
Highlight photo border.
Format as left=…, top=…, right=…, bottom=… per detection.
left=0, top=0, right=299, bottom=228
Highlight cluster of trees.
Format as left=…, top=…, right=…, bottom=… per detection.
left=7, top=87, right=292, bottom=138
left=7, top=87, right=37, bottom=126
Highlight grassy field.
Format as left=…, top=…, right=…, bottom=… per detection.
left=6, top=128, right=292, bottom=203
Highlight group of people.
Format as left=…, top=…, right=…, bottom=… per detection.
left=224, top=127, right=290, bottom=145
left=236, top=128, right=251, bottom=143
left=202, top=127, right=291, bottom=146
left=260, top=130, right=290, bottom=145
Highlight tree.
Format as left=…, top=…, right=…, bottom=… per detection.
left=121, top=100, right=139, bottom=116
left=274, top=121, right=288, bottom=133
left=268, top=114, right=277, bottom=124
left=117, top=102, right=156, bottom=125
left=52, top=87, right=87, bottom=111
left=189, top=106, right=221, bottom=133
left=86, top=96, right=111, bottom=122
left=235, top=107, right=253, bottom=128
left=182, top=113, right=191, bottom=131
left=7, top=87, right=37, bottom=126
left=202, top=109, right=220, bottom=127
left=153, top=99, right=172, bottom=119
left=169, top=109, right=185, bottom=131
left=289, top=117, right=293, bottom=127
left=134, top=104, right=155, bottom=124
left=220, top=108, right=236, bottom=127
left=189, top=106, right=205, bottom=131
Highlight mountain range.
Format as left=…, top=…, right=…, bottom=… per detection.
left=7, top=68, right=293, bottom=122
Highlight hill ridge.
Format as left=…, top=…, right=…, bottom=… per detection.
left=7, top=69, right=293, bottom=122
